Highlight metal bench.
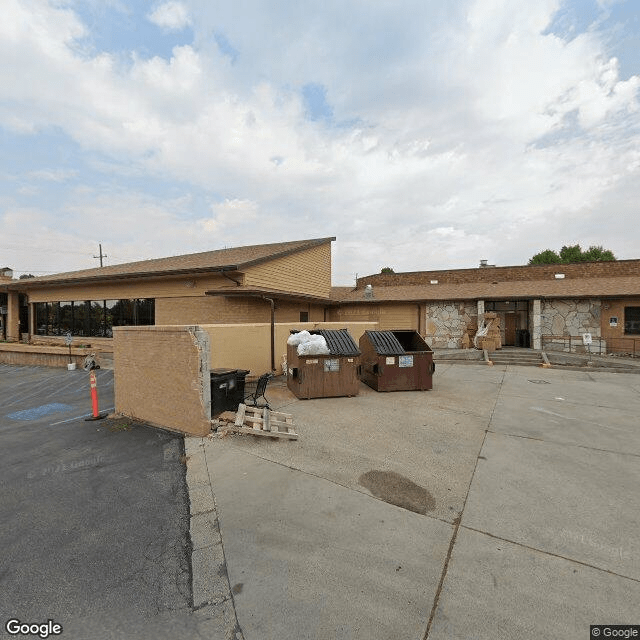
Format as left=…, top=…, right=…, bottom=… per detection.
left=243, top=373, right=273, bottom=409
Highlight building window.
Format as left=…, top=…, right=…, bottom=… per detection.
left=624, top=307, right=640, bottom=335
left=34, top=298, right=155, bottom=337
left=485, top=300, right=528, bottom=312
left=300, top=311, right=309, bottom=322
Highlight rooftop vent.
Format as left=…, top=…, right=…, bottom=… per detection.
left=479, top=260, right=495, bottom=268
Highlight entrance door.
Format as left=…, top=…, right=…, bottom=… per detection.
left=505, top=313, right=517, bottom=346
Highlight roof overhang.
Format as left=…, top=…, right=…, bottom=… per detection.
left=8, top=266, right=242, bottom=291
left=205, top=288, right=338, bottom=305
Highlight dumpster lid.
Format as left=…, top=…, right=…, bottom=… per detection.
left=363, top=330, right=406, bottom=355
left=309, top=329, right=360, bottom=356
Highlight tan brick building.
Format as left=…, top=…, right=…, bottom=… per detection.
left=2, top=238, right=640, bottom=356
left=0, top=238, right=335, bottom=343
left=329, top=260, right=640, bottom=354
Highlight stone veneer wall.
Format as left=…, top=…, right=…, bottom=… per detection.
left=541, top=299, right=603, bottom=352
left=425, top=301, right=477, bottom=348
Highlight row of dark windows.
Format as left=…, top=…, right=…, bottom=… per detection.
left=35, top=299, right=155, bottom=337
left=484, top=300, right=529, bottom=312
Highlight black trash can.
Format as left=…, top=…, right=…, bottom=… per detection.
left=210, top=369, right=250, bottom=417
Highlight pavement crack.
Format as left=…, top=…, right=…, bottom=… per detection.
left=192, top=595, right=231, bottom=611
left=423, top=368, right=506, bottom=639
left=486, top=430, right=640, bottom=458
left=460, top=525, right=640, bottom=584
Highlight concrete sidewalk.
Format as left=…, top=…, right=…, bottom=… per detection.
left=185, top=365, right=640, bottom=640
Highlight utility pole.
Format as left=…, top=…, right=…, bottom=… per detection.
left=93, top=244, right=107, bottom=267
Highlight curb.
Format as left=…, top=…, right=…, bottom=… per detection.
left=185, top=437, right=244, bottom=640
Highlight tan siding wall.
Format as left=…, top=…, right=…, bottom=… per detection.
left=244, top=243, right=331, bottom=297
left=114, top=325, right=211, bottom=436
left=328, top=303, right=418, bottom=331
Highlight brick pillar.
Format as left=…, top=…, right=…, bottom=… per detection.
left=477, top=300, right=485, bottom=325
left=6, top=291, right=20, bottom=342
left=532, top=299, right=542, bottom=350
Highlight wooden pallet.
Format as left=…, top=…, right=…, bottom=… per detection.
left=220, top=404, right=298, bottom=440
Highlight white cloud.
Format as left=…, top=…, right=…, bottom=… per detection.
left=148, top=1, right=191, bottom=31
left=199, top=199, right=259, bottom=234
left=1, top=0, right=639, bottom=282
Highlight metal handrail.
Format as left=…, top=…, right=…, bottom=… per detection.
left=541, top=335, right=639, bottom=358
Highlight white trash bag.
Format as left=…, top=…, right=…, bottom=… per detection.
left=287, top=330, right=312, bottom=346
left=287, top=330, right=331, bottom=355
left=297, top=334, right=330, bottom=356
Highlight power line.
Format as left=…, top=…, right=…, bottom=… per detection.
left=0, top=244, right=93, bottom=256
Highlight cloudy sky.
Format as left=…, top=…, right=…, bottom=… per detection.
left=1, top=0, right=639, bottom=284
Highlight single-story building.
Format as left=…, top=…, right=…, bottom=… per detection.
left=2, top=238, right=640, bottom=356
left=1, top=237, right=336, bottom=344
left=329, top=261, right=640, bottom=354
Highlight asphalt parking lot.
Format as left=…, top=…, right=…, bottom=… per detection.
left=2, top=361, right=639, bottom=639
left=189, top=362, right=640, bottom=640
left=0, top=365, right=201, bottom=640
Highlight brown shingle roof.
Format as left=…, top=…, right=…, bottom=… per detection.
left=331, top=276, right=640, bottom=303
left=9, top=237, right=335, bottom=288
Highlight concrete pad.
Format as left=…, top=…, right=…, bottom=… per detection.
left=424, top=365, right=505, bottom=418
left=205, top=444, right=453, bottom=640
left=215, top=384, right=488, bottom=523
left=489, top=394, right=640, bottom=454
left=463, top=432, right=640, bottom=579
left=499, top=368, right=640, bottom=411
left=429, top=527, right=640, bottom=640
left=489, top=367, right=640, bottom=452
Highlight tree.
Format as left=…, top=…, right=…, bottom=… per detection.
left=582, top=245, right=616, bottom=262
left=528, top=244, right=616, bottom=265
left=528, top=249, right=561, bottom=265
left=380, top=267, right=395, bottom=274
left=19, top=274, right=35, bottom=279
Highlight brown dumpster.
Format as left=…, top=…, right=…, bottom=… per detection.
left=287, top=329, right=360, bottom=399
left=359, top=330, right=434, bottom=392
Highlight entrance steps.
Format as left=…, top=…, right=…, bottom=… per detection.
left=487, top=348, right=544, bottom=367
